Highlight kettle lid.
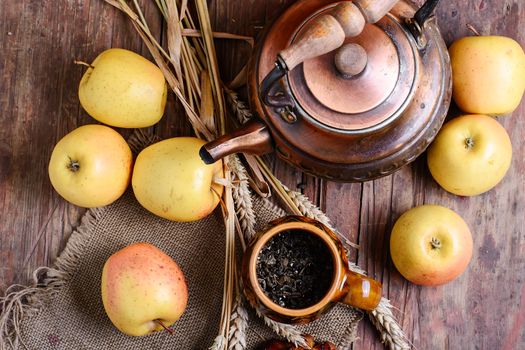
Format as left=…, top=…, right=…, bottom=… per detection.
left=287, top=10, right=418, bottom=131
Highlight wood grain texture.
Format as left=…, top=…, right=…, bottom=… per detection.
left=1, top=0, right=525, bottom=349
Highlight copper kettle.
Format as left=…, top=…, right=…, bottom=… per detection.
left=200, top=0, right=451, bottom=182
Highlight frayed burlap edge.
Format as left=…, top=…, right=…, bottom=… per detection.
left=0, top=129, right=158, bottom=350
left=0, top=207, right=106, bottom=350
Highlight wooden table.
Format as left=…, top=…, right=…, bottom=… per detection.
left=1, top=0, right=524, bottom=349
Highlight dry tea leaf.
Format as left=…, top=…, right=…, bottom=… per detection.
left=256, top=230, right=334, bottom=309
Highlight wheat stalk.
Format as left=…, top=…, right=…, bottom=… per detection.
left=285, top=188, right=332, bottom=227
left=217, top=157, right=237, bottom=350
left=254, top=308, right=309, bottom=348
left=209, top=335, right=227, bottom=350
left=369, top=298, right=411, bottom=350
left=275, top=182, right=359, bottom=250
left=194, top=2, right=236, bottom=345
left=195, top=0, right=227, bottom=135
left=224, top=118, right=308, bottom=349
left=182, top=29, right=254, bottom=47
left=349, top=260, right=411, bottom=349
left=229, top=156, right=257, bottom=242
left=229, top=155, right=307, bottom=348
left=347, top=262, right=410, bottom=350
left=228, top=294, right=248, bottom=350
left=225, top=88, right=252, bottom=125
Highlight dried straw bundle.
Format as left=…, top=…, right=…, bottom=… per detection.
left=101, top=1, right=237, bottom=348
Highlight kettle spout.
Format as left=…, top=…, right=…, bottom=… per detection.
left=199, top=120, right=274, bottom=164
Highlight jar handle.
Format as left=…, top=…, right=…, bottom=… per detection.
left=340, top=271, right=382, bottom=311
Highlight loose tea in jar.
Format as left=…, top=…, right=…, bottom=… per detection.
left=243, top=216, right=382, bottom=324
left=255, top=230, right=334, bottom=309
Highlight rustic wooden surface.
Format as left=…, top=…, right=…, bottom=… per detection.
left=1, top=0, right=524, bottom=349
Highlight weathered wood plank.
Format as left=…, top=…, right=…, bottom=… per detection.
left=0, top=0, right=161, bottom=289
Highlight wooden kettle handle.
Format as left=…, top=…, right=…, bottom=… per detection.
left=279, top=0, right=398, bottom=71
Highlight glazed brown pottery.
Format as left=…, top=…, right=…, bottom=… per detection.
left=200, top=0, right=451, bottom=182
left=241, top=216, right=382, bottom=324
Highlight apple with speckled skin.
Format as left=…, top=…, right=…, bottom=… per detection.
left=449, top=36, right=525, bottom=115
left=79, top=48, right=168, bottom=128
left=48, top=124, right=133, bottom=208
left=131, top=137, right=223, bottom=222
left=101, top=242, right=188, bottom=336
left=390, top=205, right=473, bottom=286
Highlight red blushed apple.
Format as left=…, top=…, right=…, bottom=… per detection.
left=449, top=36, right=525, bottom=115
left=390, top=205, right=473, bottom=286
left=101, top=243, right=188, bottom=336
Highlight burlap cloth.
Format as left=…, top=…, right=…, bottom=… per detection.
left=1, top=143, right=363, bottom=350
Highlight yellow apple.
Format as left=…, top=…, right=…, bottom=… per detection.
left=449, top=36, right=525, bottom=115
left=427, top=114, right=512, bottom=196
left=101, top=242, right=188, bottom=336
left=390, top=205, right=473, bottom=286
left=79, top=48, right=168, bottom=128
left=48, top=124, right=133, bottom=208
left=132, top=137, right=223, bottom=222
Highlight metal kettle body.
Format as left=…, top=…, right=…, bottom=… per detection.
left=200, top=0, right=451, bottom=182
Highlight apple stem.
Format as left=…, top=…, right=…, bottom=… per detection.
left=74, top=60, right=94, bottom=69
left=465, top=137, right=474, bottom=149
left=466, top=24, right=481, bottom=36
left=67, top=158, right=80, bottom=172
left=431, top=237, right=441, bottom=250
left=154, top=319, right=174, bottom=335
